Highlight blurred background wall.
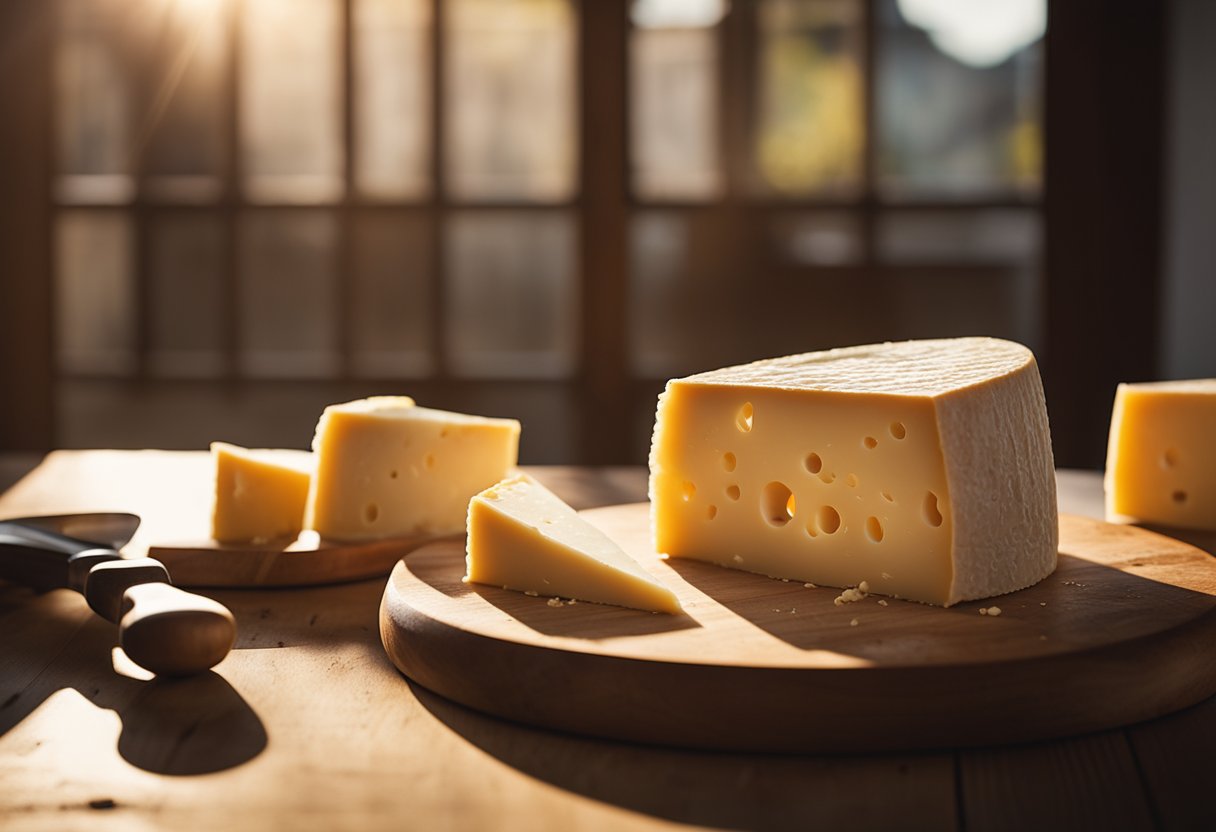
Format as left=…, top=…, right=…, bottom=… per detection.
left=0, top=0, right=1211, bottom=468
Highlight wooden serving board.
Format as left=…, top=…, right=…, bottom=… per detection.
left=381, top=502, right=1216, bottom=753
left=0, top=450, right=443, bottom=587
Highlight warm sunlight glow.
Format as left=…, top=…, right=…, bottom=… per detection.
left=632, top=0, right=729, bottom=29
left=897, top=0, right=1045, bottom=67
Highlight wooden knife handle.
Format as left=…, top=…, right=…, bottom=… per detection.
left=119, top=583, right=236, bottom=676
left=85, top=559, right=236, bottom=676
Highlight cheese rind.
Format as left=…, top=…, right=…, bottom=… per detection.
left=210, top=442, right=314, bottom=543
left=1105, top=380, right=1216, bottom=530
left=466, top=475, right=682, bottom=614
left=306, top=397, right=520, bottom=540
left=648, top=338, right=1058, bottom=607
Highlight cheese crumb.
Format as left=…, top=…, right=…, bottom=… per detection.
left=732, top=554, right=744, bottom=563
left=568, top=599, right=577, bottom=605
left=881, top=572, right=892, bottom=580
left=979, top=607, right=987, bottom=615
left=988, top=606, right=1002, bottom=616
left=850, top=618, right=859, bottom=627
left=781, top=578, right=790, bottom=583
left=1039, top=602, right=1047, bottom=607
left=878, top=599, right=889, bottom=607
left=803, top=582, right=816, bottom=588
left=834, top=585, right=868, bottom=605
left=546, top=597, right=563, bottom=608
left=524, top=590, right=539, bottom=597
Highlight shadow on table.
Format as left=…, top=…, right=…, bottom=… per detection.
left=407, top=679, right=955, bottom=831
left=0, top=585, right=266, bottom=775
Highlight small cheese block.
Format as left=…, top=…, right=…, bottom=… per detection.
left=306, top=397, right=520, bottom=540
left=649, top=337, right=1058, bottom=607
left=211, top=442, right=314, bottom=543
left=1105, top=380, right=1216, bottom=530
left=465, top=475, right=682, bottom=614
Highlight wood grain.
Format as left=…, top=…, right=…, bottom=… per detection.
left=3, top=458, right=1215, bottom=830
left=0, top=450, right=450, bottom=587
left=382, top=503, right=1216, bottom=753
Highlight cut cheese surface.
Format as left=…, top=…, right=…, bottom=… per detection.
left=1105, top=380, right=1216, bottom=531
left=466, top=475, right=682, bottom=614
left=306, top=397, right=520, bottom=540
left=210, top=442, right=314, bottom=543
left=648, top=337, right=1058, bottom=607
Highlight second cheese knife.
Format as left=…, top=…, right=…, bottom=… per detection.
left=0, top=513, right=236, bottom=675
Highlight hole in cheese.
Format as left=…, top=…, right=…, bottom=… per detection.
left=845, top=473, right=859, bottom=488
left=726, top=484, right=741, bottom=501
left=723, top=452, right=736, bottom=471
left=819, top=471, right=836, bottom=484
left=736, top=403, right=754, bottom=433
left=817, top=505, right=841, bottom=534
left=866, top=516, right=884, bottom=542
left=890, top=421, right=907, bottom=440
left=1162, top=448, right=1178, bottom=468
left=805, top=452, right=822, bottom=474
left=863, top=436, right=877, bottom=449
left=806, top=522, right=818, bottom=537
left=424, top=453, right=436, bottom=470
left=707, top=505, right=717, bottom=520
left=923, top=491, right=943, bottom=527
left=762, top=482, right=795, bottom=527
left=390, top=469, right=399, bottom=479
left=682, top=481, right=696, bottom=501
left=1172, top=490, right=1188, bottom=504
left=881, top=491, right=894, bottom=502
left=364, top=503, right=380, bottom=524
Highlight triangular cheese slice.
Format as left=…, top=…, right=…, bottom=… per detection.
left=465, top=475, right=682, bottom=614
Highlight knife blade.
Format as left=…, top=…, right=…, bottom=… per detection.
left=0, top=515, right=236, bottom=676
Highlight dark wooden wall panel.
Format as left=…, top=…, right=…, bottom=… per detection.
left=0, top=0, right=54, bottom=450
left=1044, top=0, right=1167, bottom=468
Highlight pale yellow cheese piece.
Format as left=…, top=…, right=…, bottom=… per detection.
left=1105, top=380, right=1216, bottom=530
left=306, top=397, right=520, bottom=540
left=465, top=475, right=682, bottom=614
left=648, top=337, right=1058, bottom=607
left=210, top=442, right=314, bottom=543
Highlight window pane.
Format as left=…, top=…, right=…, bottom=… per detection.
left=446, top=212, right=576, bottom=376
left=754, top=0, right=864, bottom=196
left=148, top=214, right=226, bottom=377
left=144, top=0, right=228, bottom=186
left=445, top=0, right=576, bottom=201
left=630, top=25, right=721, bottom=200
left=56, top=0, right=135, bottom=203
left=768, top=211, right=862, bottom=265
left=351, top=212, right=434, bottom=377
left=877, top=209, right=1039, bottom=264
left=238, top=212, right=339, bottom=377
left=242, top=0, right=342, bottom=203
left=355, top=0, right=431, bottom=200
left=876, top=0, right=1043, bottom=198
left=55, top=211, right=136, bottom=375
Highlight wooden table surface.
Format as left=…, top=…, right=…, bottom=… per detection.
left=0, top=459, right=1212, bottom=832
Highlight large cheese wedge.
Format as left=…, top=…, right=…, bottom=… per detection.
left=211, top=442, right=314, bottom=543
left=648, top=337, right=1058, bottom=607
left=1105, top=380, right=1216, bottom=530
left=306, top=396, right=520, bottom=540
left=465, top=475, right=682, bottom=614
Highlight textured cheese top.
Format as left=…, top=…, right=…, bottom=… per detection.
left=1118, top=379, right=1216, bottom=395
left=674, top=337, right=1035, bottom=397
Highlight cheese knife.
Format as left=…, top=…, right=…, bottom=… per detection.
left=0, top=513, right=236, bottom=676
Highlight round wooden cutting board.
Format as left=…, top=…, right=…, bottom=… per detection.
left=381, top=503, right=1216, bottom=753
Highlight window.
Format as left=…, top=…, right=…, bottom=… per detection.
left=49, top=0, right=1044, bottom=463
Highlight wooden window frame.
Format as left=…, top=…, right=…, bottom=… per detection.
left=0, top=0, right=1166, bottom=469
